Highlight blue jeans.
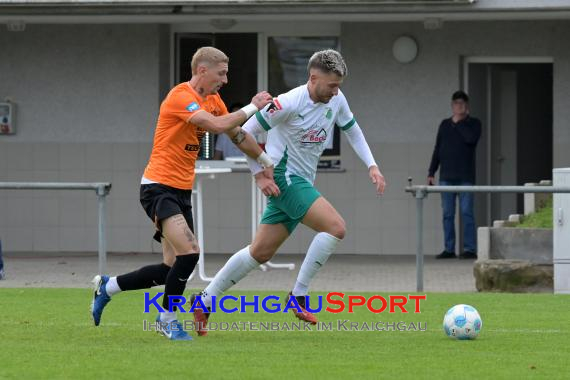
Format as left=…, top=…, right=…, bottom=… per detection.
left=440, top=180, right=476, bottom=253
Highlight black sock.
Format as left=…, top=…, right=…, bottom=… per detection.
left=116, top=263, right=171, bottom=291
left=162, top=254, right=199, bottom=311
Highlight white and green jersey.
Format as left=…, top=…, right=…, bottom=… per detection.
left=255, top=84, right=356, bottom=184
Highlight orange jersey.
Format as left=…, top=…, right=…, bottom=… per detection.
left=143, top=82, right=229, bottom=189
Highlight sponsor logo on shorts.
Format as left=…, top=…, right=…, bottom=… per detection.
left=186, top=102, right=200, bottom=112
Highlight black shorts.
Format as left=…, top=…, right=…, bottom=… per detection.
left=140, top=183, right=194, bottom=243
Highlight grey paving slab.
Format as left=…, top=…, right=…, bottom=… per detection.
left=0, top=252, right=476, bottom=293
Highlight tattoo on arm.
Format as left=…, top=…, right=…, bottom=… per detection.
left=231, top=130, right=246, bottom=145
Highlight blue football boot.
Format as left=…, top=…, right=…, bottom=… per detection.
left=91, top=275, right=111, bottom=326
left=155, top=315, right=193, bottom=341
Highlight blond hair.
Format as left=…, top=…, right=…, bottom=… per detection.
left=307, top=49, right=347, bottom=77
left=191, top=47, right=229, bottom=75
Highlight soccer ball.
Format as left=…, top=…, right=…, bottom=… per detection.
left=443, top=304, right=482, bottom=340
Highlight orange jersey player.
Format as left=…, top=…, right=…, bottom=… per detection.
left=91, top=46, right=279, bottom=341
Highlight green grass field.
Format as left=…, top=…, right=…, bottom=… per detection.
left=0, top=289, right=568, bottom=379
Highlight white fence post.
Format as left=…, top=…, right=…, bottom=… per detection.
left=553, top=168, right=570, bottom=294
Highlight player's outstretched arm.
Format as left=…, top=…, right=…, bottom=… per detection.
left=235, top=111, right=281, bottom=197
left=190, top=91, right=273, bottom=134
left=226, top=127, right=264, bottom=161
left=343, top=122, right=386, bottom=195
left=221, top=127, right=279, bottom=197
left=226, top=128, right=279, bottom=196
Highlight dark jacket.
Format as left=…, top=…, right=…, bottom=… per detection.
left=428, top=116, right=482, bottom=183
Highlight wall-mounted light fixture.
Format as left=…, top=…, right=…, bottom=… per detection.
left=392, top=35, right=418, bottom=64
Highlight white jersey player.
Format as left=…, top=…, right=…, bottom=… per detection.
left=253, top=82, right=356, bottom=184
left=192, top=49, right=386, bottom=335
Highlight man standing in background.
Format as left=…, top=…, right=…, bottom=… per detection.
left=428, top=90, right=481, bottom=260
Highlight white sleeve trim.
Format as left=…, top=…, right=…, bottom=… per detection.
left=343, top=121, right=377, bottom=169
left=242, top=115, right=266, bottom=136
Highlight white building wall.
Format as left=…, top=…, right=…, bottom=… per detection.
left=0, top=24, right=160, bottom=252
left=1, top=20, right=569, bottom=255
left=338, top=19, right=570, bottom=256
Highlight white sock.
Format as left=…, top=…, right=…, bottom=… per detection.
left=105, top=276, right=122, bottom=297
left=292, top=232, right=340, bottom=296
left=201, top=246, right=260, bottom=308
left=160, top=311, right=176, bottom=323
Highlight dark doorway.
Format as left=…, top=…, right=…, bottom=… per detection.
left=468, top=62, right=553, bottom=226
left=176, top=33, right=257, bottom=159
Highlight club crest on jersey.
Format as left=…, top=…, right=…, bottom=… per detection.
left=266, top=98, right=283, bottom=116
left=301, top=128, right=327, bottom=144
left=186, top=102, right=200, bottom=112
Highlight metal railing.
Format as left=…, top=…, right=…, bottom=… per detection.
left=405, top=181, right=570, bottom=291
left=0, top=182, right=112, bottom=275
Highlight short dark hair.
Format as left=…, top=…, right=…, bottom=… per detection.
left=452, top=90, right=469, bottom=102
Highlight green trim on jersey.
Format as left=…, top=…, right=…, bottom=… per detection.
left=255, top=112, right=272, bottom=131
left=273, top=145, right=288, bottom=176
left=338, top=117, right=356, bottom=131
left=260, top=147, right=321, bottom=233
